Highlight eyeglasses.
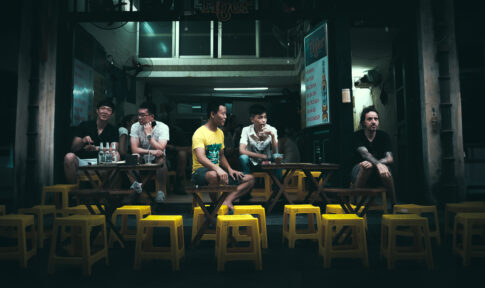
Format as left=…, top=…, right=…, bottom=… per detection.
left=98, top=106, right=113, bottom=113
left=138, top=113, right=150, bottom=118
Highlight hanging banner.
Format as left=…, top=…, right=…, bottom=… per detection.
left=304, top=23, right=329, bottom=127
left=72, top=59, right=94, bottom=126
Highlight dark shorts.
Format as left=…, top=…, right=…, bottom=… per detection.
left=351, top=163, right=392, bottom=187
left=191, top=167, right=241, bottom=186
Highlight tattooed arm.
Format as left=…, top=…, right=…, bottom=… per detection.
left=357, top=146, right=380, bottom=165
left=378, top=152, right=394, bottom=165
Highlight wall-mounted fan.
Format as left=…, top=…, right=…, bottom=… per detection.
left=123, top=56, right=153, bottom=77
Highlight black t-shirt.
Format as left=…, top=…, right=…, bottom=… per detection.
left=353, top=130, right=391, bottom=164
left=74, top=120, right=119, bottom=159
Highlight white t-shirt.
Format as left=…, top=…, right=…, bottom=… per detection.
left=239, top=124, right=278, bottom=165
left=130, top=121, right=170, bottom=152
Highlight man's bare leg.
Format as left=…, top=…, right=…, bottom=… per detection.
left=380, top=174, right=397, bottom=206
left=354, top=165, right=372, bottom=188
left=223, top=174, right=255, bottom=210
left=64, top=153, right=79, bottom=184
left=155, top=157, right=168, bottom=195
left=205, top=171, right=221, bottom=202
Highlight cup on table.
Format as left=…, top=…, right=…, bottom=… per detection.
left=273, top=153, right=283, bottom=164
left=143, top=154, right=155, bottom=164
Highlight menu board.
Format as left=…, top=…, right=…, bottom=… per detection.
left=304, top=23, right=329, bottom=127
left=72, top=59, right=94, bottom=126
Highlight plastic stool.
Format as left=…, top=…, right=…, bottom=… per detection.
left=109, top=205, right=151, bottom=247
left=319, top=214, right=368, bottom=268
left=77, top=173, right=102, bottom=188
left=42, top=184, right=78, bottom=212
left=0, top=205, right=5, bottom=215
left=18, top=205, right=56, bottom=248
left=251, top=172, right=272, bottom=200
left=134, top=215, right=185, bottom=271
left=445, top=201, right=485, bottom=236
left=48, top=215, right=108, bottom=276
left=394, top=204, right=441, bottom=245
left=0, top=214, right=37, bottom=268
left=191, top=205, right=228, bottom=241
left=216, top=215, right=262, bottom=271
left=233, top=205, right=268, bottom=248
left=63, top=205, right=104, bottom=216
left=283, top=204, right=321, bottom=248
left=297, top=171, right=322, bottom=201
left=380, top=214, right=433, bottom=269
left=452, top=212, right=485, bottom=266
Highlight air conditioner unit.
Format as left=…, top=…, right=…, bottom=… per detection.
left=354, top=70, right=381, bottom=88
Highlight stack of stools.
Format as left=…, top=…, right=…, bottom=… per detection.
left=48, top=215, right=108, bottom=276
left=191, top=205, right=228, bottom=242
left=393, top=204, right=441, bottom=244
left=282, top=204, right=321, bottom=248
left=251, top=172, right=272, bottom=200
left=134, top=215, right=184, bottom=271
left=109, top=205, right=151, bottom=248
left=325, top=204, right=367, bottom=226
left=380, top=214, right=433, bottom=269
left=445, top=201, right=485, bottom=236
left=0, top=205, right=5, bottom=215
left=452, top=212, right=485, bottom=266
left=215, top=215, right=262, bottom=271
left=0, top=214, right=37, bottom=268
left=16, top=184, right=76, bottom=248
left=233, top=205, right=268, bottom=248
left=319, top=214, right=368, bottom=268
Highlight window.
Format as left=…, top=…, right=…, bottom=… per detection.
left=259, top=21, right=289, bottom=57
left=138, top=22, right=173, bottom=58
left=179, top=21, right=211, bottom=56
left=221, top=20, right=256, bottom=56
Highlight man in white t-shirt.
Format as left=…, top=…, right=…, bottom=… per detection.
left=130, top=102, right=169, bottom=203
left=239, top=104, right=278, bottom=174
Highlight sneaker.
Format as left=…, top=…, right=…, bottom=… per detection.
left=155, top=190, right=165, bottom=203
left=130, top=181, right=143, bottom=194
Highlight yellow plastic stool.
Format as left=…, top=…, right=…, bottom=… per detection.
left=18, top=205, right=56, bottom=248
left=62, top=205, right=104, bottom=216
left=48, top=215, right=108, bottom=276
left=216, top=215, right=262, bottom=271
left=393, top=204, right=441, bottom=245
left=0, top=205, right=5, bottom=215
left=452, top=212, right=485, bottom=266
left=109, top=205, right=151, bottom=247
left=380, top=214, right=433, bottom=269
left=42, top=184, right=78, bottom=211
left=0, top=214, right=37, bottom=268
left=445, top=201, right=485, bottom=236
left=77, top=173, right=102, bottom=188
left=233, top=205, right=268, bottom=248
left=134, top=215, right=185, bottom=271
left=296, top=171, right=322, bottom=201
left=319, top=214, right=368, bottom=268
left=251, top=172, right=272, bottom=200
left=191, top=205, right=228, bottom=241
left=282, top=204, right=321, bottom=248
left=325, top=203, right=367, bottom=230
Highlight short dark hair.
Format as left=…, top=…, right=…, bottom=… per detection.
left=119, top=114, right=136, bottom=128
left=139, top=101, right=157, bottom=115
left=207, top=101, right=226, bottom=119
left=360, top=105, right=379, bottom=126
left=96, top=98, right=115, bottom=112
left=249, top=104, right=266, bottom=117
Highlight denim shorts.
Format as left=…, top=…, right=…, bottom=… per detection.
left=191, top=167, right=241, bottom=186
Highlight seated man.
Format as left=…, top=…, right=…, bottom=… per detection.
left=352, top=105, right=397, bottom=206
left=64, top=99, right=119, bottom=184
left=239, top=104, right=278, bottom=174
left=130, top=102, right=169, bottom=203
left=191, top=101, right=255, bottom=210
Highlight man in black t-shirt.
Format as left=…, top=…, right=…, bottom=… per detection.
left=64, top=99, right=119, bottom=183
left=352, top=106, right=397, bottom=206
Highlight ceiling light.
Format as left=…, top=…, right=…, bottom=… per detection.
left=214, top=87, right=269, bottom=91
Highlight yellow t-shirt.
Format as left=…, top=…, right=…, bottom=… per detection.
left=192, top=125, right=225, bottom=173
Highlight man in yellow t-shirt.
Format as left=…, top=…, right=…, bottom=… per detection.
left=191, top=102, right=255, bottom=210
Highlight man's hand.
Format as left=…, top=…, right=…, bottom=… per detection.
left=215, top=167, right=229, bottom=184
left=143, top=123, right=153, bottom=137
left=83, top=144, right=97, bottom=151
left=359, top=161, right=373, bottom=169
left=228, top=168, right=244, bottom=182
left=151, top=149, right=164, bottom=157
left=376, top=163, right=391, bottom=178
left=82, top=136, right=93, bottom=145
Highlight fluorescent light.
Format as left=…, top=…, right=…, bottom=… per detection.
left=214, top=87, right=269, bottom=91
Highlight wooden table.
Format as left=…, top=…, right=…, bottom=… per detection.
left=73, top=163, right=163, bottom=246
left=185, top=185, right=238, bottom=247
left=261, top=163, right=340, bottom=214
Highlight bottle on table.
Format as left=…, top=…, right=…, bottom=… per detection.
left=111, top=142, right=117, bottom=162
left=105, top=142, right=112, bottom=163
left=98, top=142, right=105, bottom=164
